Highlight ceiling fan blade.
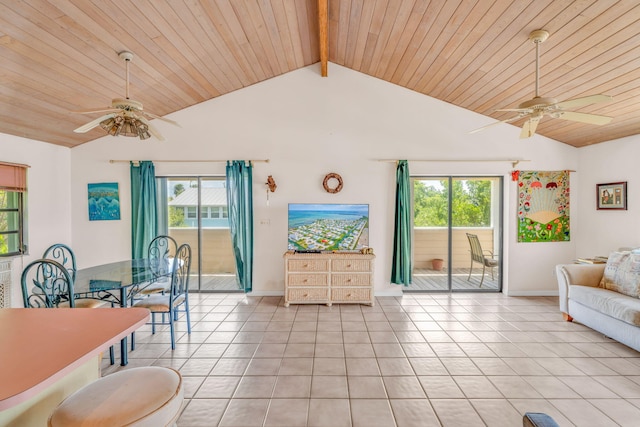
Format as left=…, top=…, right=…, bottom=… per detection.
left=468, top=115, right=523, bottom=134
left=555, top=111, right=613, bottom=125
left=138, top=116, right=165, bottom=141
left=72, top=108, right=121, bottom=115
left=141, top=111, right=180, bottom=127
left=554, top=94, right=613, bottom=110
left=73, top=113, right=117, bottom=133
left=520, top=117, right=540, bottom=139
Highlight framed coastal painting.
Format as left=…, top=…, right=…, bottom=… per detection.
left=597, top=181, right=627, bottom=210
left=88, top=182, right=121, bottom=221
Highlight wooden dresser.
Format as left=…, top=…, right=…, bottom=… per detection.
left=283, top=251, right=375, bottom=307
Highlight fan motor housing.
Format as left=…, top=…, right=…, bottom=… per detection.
left=111, top=98, right=143, bottom=111
left=518, top=96, right=558, bottom=110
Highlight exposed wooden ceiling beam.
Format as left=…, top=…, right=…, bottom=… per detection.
left=318, top=0, right=328, bottom=76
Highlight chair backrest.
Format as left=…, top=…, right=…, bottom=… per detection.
left=466, top=233, right=485, bottom=264
left=43, top=243, right=77, bottom=283
left=170, top=243, right=191, bottom=297
left=21, top=259, right=75, bottom=308
left=148, top=235, right=178, bottom=279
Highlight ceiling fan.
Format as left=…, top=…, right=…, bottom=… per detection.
left=73, top=51, right=178, bottom=141
left=470, top=29, right=613, bottom=138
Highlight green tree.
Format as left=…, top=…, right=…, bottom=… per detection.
left=169, top=206, right=186, bottom=227
left=173, top=183, right=185, bottom=197
left=413, top=179, right=491, bottom=227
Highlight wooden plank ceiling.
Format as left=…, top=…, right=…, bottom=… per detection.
left=0, top=0, right=638, bottom=148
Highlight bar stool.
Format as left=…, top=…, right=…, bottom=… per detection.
left=48, top=367, right=183, bottom=427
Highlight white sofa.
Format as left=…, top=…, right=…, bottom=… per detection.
left=556, top=253, right=640, bottom=352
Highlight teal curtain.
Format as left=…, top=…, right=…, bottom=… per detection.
left=156, top=177, right=169, bottom=236
left=226, top=161, right=254, bottom=292
left=391, top=160, right=412, bottom=285
left=131, top=161, right=157, bottom=259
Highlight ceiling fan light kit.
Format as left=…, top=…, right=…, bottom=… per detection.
left=73, top=51, right=178, bottom=141
left=470, top=29, right=613, bottom=139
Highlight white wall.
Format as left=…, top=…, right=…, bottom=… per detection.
left=0, top=133, right=71, bottom=307
left=576, top=134, right=640, bottom=256
left=69, top=64, right=579, bottom=296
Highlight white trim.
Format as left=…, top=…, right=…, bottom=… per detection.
left=376, top=290, right=404, bottom=297
left=246, top=290, right=284, bottom=297
left=505, top=290, right=559, bottom=297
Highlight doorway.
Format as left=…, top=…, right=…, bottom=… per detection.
left=408, top=176, right=503, bottom=292
left=157, top=176, right=240, bottom=292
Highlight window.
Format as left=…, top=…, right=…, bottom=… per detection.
left=200, top=206, right=209, bottom=219
left=0, top=162, right=28, bottom=256
left=186, top=206, right=197, bottom=219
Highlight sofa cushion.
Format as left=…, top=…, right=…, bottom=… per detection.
left=570, top=285, right=640, bottom=326
left=599, top=251, right=640, bottom=298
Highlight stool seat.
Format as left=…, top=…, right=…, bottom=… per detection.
left=48, top=366, right=183, bottom=427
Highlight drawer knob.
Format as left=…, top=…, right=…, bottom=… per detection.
left=303, top=264, right=308, bottom=267
left=347, top=293, right=352, bottom=297
left=303, top=293, right=308, bottom=297
left=346, top=278, right=352, bottom=282
left=303, top=279, right=308, bottom=283
left=347, top=264, right=352, bottom=267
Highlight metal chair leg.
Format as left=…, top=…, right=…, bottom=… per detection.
left=109, top=345, right=115, bottom=365
left=479, top=264, right=486, bottom=288
left=467, top=259, right=473, bottom=281
left=169, top=310, right=175, bottom=350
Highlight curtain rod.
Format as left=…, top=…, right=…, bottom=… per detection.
left=377, top=158, right=531, bottom=168
left=109, top=159, right=269, bottom=164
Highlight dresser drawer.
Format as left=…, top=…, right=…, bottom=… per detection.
left=287, top=287, right=329, bottom=302
left=332, top=259, right=371, bottom=272
left=331, top=273, right=371, bottom=286
left=287, top=274, right=328, bottom=286
left=287, top=259, right=329, bottom=272
left=331, top=287, right=371, bottom=302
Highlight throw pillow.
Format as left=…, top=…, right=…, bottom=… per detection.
left=600, top=251, right=629, bottom=290
left=619, top=252, right=640, bottom=297
left=600, top=251, right=640, bottom=298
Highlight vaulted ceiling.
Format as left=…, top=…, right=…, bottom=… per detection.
left=1, top=0, right=638, bottom=148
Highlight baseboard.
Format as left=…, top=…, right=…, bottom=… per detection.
left=246, top=290, right=284, bottom=297
left=505, top=290, right=559, bottom=297
left=375, top=290, right=404, bottom=297
left=246, top=289, right=556, bottom=297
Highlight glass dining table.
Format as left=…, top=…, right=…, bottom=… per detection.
left=74, top=259, right=167, bottom=365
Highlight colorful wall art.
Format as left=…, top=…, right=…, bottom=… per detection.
left=88, top=182, right=121, bottom=221
left=517, top=170, right=569, bottom=242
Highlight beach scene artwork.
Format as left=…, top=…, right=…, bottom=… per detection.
left=288, top=203, right=369, bottom=251
left=88, top=182, right=121, bottom=221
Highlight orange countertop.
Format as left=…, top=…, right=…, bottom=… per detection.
left=0, top=307, right=149, bottom=410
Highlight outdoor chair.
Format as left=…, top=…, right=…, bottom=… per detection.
left=465, top=233, right=498, bottom=287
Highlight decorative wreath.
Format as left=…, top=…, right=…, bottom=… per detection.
left=323, top=173, right=343, bottom=194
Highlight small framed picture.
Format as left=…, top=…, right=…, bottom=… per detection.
left=597, top=181, right=627, bottom=210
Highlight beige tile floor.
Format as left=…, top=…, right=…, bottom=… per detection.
left=102, top=293, right=640, bottom=426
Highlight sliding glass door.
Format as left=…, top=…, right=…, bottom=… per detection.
left=157, top=176, right=239, bottom=292
left=409, top=176, right=503, bottom=292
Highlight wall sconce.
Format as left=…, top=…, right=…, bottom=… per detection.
left=265, top=175, right=277, bottom=206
